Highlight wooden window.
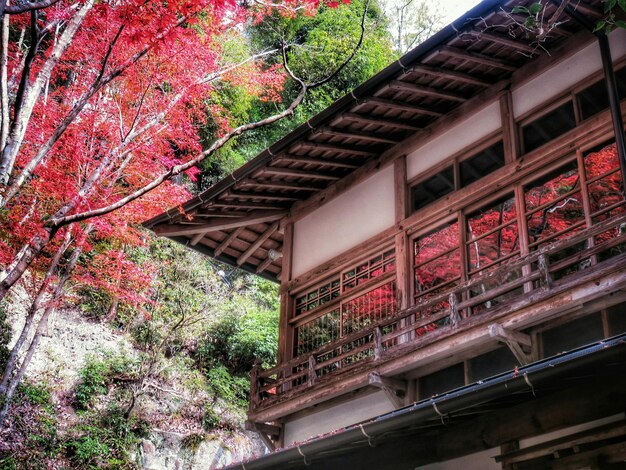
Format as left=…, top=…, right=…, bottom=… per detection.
left=343, top=249, right=395, bottom=292
left=418, top=363, right=465, bottom=399
left=521, top=101, right=577, bottom=153
left=460, top=140, right=505, bottom=188
left=411, top=166, right=454, bottom=211
left=468, top=347, right=517, bottom=382
left=466, top=193, right=519, bottom=277
left=584, top=142, right=625, bottom=224
left=542, top=312, right=604, bottom=357
left=292, top=249, right=397, bottom=360
left=607, top=301, right=626, bottom=336
left=577, top=66, right=626, bottom=121
left=295, top=278, right=340, bottom=316
left=414, top=221, right=461, bottom=302
left=296, top=309, right=340, bottom=356
left=524, top=161, right=585, bottom=250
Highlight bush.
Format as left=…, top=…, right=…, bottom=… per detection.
left=205, top=364, right=248, bottom=409
left=74, top=353, right=136, bottom=410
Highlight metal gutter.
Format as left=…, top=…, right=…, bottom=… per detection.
left=143, top=0, right=509, bottom=229
left=224, top=333, right=626, bottom=469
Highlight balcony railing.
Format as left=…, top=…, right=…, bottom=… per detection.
left=249, top=213, right=626, bottom=413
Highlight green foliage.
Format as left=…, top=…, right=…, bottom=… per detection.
left=64, top=405, right=147, bottom=469
left=18, top=382, right=52, bottom=408
left=77, top=285, right=113, bottom=319
left=74, top=353, right=137, bottom=410
left=202, top=406, right=222, bottom=430
left=181, top=432, right=206, bottom=450
left=595, top=0, right=626, bottom=32
left=204, top=364, right=249, bottom=409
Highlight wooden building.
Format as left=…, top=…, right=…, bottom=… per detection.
left=144, top=0, right=626, bottom=468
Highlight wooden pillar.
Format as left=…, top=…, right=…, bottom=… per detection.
left=394, top=156, right=408, bottom=223
left=394, top=157, right=412, bottom=342
left=500, top=90, right=519, bottom=163
left=278, top=222, right=294, bottom=364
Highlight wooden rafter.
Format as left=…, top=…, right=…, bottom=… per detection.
left=316, top=127, right=398, bottom=144
left=488, top=323, right=533, bottom=365
left=337, top=112, right=422, bottom=131
left=295, top=141, right=377, bottom=157
left=237, top=221, right=280, bottom=266
left=153, top=210, right=287, bottom=237
left=241, top=180, right=324, bottom=192
left=475, top=31, right=537, bottom=54
left=369, top=372, right=407, bottom=409
left=571, top=1, right=603, bottom=17
left=228, top=190, right=300, bottom=201
left=438, top=46, right=518, bottom=71
left=262, top=167, right=342, bottom=181
left=386, top=80, right=468, bottom=102
left=363, top=97, right=444, bottom=117
left=214, top=226, right=244, bottom=256
left=193, top=211, right=255, bottom=218
left=279, top=154, right=361, bottom=169
left=403, top=64, right=490, bottom=87
left=210, top=201, right=287, bottom=211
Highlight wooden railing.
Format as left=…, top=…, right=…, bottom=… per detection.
left=249, top=214, right=626, bottom=412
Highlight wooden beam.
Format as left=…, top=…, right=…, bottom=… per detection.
left=488, top=323, right=533, bottom=365
left=214, top=226, right=244, bottom=257
left=295, top=141, right=377, bottom=157
left=244, top=421, right=281, bottom=452
left=386, top=80, right=468, bottom=102
left=402, top=65, right=490, bottom=87
left=317, top=127, right=398, bottom=144
left=438, top=46, right=518, bottom=71
left=369, top=372, right=407, bottom=409
left=210, top=201, right=287, bottom=211
left=241, top=181, right=324, bottom=192
left=362, top=97, right=444, bottom=117
left=476, top=31, right=537, bottom=54
left=153, top=210, right=287, bottom=237
left=571, top=1, right=604, bottom=18
left=278, top=154, right=361, bottom=169
left=237, top=221, right=280, bottom=266
left=337, top=112, right=422, bottom=130
left=228, top=190, right=300, bottom=201
left=262, top=166, right=342, bottom=181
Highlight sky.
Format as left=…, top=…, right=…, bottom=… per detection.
left=439, top=0, right=482, bottom=22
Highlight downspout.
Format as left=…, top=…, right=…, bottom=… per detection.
left=550, top=0, right=626, bottom=191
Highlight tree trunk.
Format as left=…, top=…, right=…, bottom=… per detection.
left=0, top=230, right=71, bottom=395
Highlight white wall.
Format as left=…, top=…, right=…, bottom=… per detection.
left=406, top=101, right=501, bottom=180
left=283, top=390, right=395, bottom=445
left=513, top=28, right=626, bottom=118
left=292, top=166, right=395, bottom=278
left=415, top=449, right=500, bottom=470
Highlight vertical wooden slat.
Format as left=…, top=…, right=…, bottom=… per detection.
left=394, top=156, right=408, bottom=223
left=515, top=184, right=533, bottom=293
left=374, top=326, right=383, bottom=361
left=538, top=253, right=553, bottom=289
left=308, top=355, right=317, bottom=386
left=500, top=90, right=519, bottom=163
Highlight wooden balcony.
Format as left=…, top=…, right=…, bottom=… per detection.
left=249, top=213, right=626, bottom=422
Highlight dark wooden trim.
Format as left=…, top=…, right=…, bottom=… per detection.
left=437, top=46, right=518, bottom=71
left=316, top=127, right=398, bottom=144
left=361, top=96, right=444, bottom=117
left=401, top=64, right=491, bottom=87
left=336, top=112, right=422, bottom=131
left=237, top=221, right=280, bottom=266
left=261, top=167, right=341, bottom=181
left=385, top=80, right=468, bottom=102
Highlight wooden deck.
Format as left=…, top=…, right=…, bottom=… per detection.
left=249, top=213, right=626, bottom=422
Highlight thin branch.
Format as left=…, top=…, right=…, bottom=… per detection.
left=4, top=0, right=61, bottom=14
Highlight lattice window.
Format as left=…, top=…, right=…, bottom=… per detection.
left=342, top=249, right=395, bottom=291
left=295, top=278, right=340, bottom=316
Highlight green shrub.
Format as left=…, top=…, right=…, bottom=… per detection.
left=205, top=364, right=248, bottom=409
left=202, top=407, right=221, bottom=431
left=65, top=436, right=110, bottom=467
left=74, top=353, right=136, bottom=409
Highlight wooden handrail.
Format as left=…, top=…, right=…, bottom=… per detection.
left=253, top=213, right=626, bottom=407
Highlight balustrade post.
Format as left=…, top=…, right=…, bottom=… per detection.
left=538, top=254, right=553, bottom=289
left=307, top=355, right=317, bottom=386
left=449, top=292, right=460, bottom=327
left=374, top=326, right=383, bottom=361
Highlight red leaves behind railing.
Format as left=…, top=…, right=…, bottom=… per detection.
left=252, top=213, right=626, bottom=410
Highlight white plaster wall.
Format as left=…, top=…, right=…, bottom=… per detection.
left=415, top=449, right=500, bottom=470
left=283, top=391, right=395, bottom=445
left=513, top=28, right=626, bottom=118
left=292, top=166, right=395, bottom=278
left=406, top=101, right=501, bottom=180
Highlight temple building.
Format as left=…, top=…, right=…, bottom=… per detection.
left=144, top=0, right=626, bottom=468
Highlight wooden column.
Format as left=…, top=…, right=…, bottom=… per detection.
left=278, top=222, right=294, bottom=364
left=394, top=156, right=408, bottom=223
left=500, top=90, right=519, bottom=163
left=394, top=157, right=412, bottom=342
